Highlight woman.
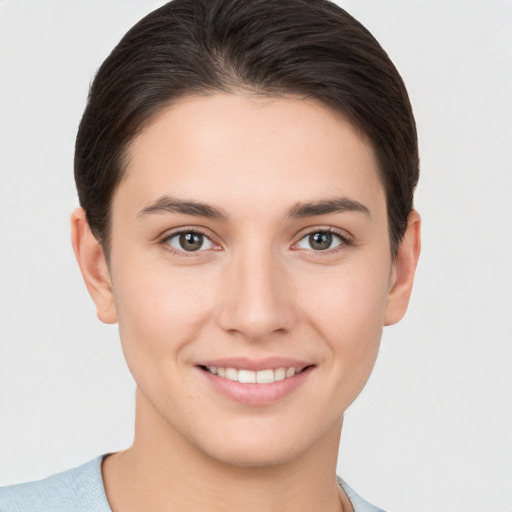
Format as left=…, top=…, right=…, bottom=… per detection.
left=0, top=0, right=420, bottom=510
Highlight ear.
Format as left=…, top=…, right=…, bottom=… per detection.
left=70, top=207, right=118, bottom=324
left=384, top=210, right=421, bottom=326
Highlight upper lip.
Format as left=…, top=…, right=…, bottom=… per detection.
left=197, top=356, right=314, bottom=371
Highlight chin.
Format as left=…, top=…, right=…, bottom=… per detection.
left=185, top=415, right=340, bottom=470
left=199, top=437, right=305, bottom=469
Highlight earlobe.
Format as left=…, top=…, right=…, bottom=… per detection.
left=384, top=210, right=421, bottom=326
left=70, top=207, right=118, bottom=324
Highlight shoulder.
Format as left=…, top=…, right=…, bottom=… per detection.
left=0, top=456, right=111, bottom=512
left=338, top=478, right=386, bottom=512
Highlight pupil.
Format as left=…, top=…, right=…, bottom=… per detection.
left=309, top=232, right=332, bottom=250
left=179, top=232, right=203, bottom=251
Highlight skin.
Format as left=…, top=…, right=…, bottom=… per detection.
left=71, top=92, right=420, bottom=512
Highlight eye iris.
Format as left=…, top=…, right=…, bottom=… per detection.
left=309, top=232, right=332, bottom=250
left=179, top=232, right=203, bottom=251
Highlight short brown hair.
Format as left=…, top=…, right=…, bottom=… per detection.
left=75, top=0, right=419, bottom=256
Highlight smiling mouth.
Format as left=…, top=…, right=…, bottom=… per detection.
left=200, top=365, right=309, bottom=384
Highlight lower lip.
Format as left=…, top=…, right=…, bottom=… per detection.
left=199, top=367, right=313, bottom=406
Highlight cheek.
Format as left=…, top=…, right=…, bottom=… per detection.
left=297, top=263, right=391, bottom=368
left=111, top=261, right=217, bottom=377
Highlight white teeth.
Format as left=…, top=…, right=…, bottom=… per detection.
left=225, top=368, right=238, bottom=381
left=206, top=365, right=305, bottom=384
left=274, top=367, right=286, bottom=381
left=286, top=367, right=296, bottom=378
left=256, top=369, right=274, bottom=384
left=238, top=369, right=256, bottom=383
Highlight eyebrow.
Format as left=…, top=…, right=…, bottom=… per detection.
left=137, top=195, right=370, bottom=221
left=137, top=196, right=228, bottom=220
left=286, top=197, right=370, bottom=219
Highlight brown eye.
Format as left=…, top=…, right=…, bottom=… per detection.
left=167, top=231, right=214, bottom=252
left=179, top=232, right=203, bottom=251
left=309, top=232, right=332, bottom=250
left=296, top=231, right=343, bottom=251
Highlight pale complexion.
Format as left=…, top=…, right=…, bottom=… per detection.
left=72, top=93, right=420, bottom=512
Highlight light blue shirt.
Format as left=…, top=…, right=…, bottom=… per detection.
left=0, top=456, right=385, bottom=512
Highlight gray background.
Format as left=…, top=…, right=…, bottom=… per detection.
left=1, top=1, right=511, bottom=511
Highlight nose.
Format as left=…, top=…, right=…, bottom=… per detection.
left=216, top=245, right=297, bottom=341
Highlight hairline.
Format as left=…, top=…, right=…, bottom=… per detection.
left=99, top=88, right=398, bottom=264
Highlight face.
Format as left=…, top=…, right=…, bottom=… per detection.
left=83, top=93, right=413, bottom=467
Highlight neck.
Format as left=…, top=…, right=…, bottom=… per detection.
left=102, top=388, right=351, bottom=512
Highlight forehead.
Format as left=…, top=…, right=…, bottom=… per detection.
left=117, top=92, right=385, bottom=218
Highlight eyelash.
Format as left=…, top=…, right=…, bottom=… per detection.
left=159, top=227, right=351, bottom=256
left=159, top=227, right=219, bottom=257
left=292, top=227, right=351, bottom=254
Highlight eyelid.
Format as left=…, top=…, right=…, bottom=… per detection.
left=291, top=226, right=352, bottom=252
left=157, top=225, right=352, bottom=256
left=159, top=226, right=221, bottom=255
